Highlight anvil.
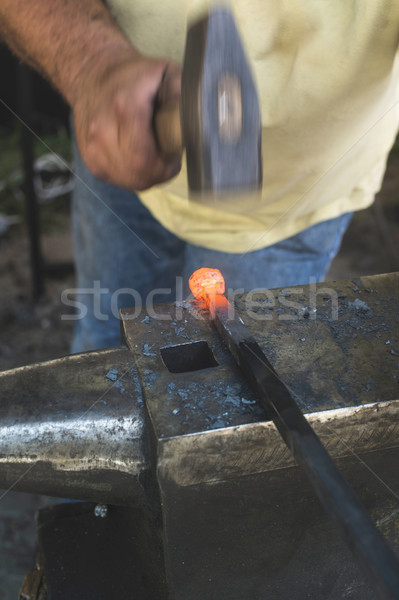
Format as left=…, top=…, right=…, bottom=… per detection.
left=1, top=273, right=399, bottom=599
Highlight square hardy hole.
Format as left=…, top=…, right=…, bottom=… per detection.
left=160, top=341, right=219, bottom=373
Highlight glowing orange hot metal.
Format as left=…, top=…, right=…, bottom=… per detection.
left=189, top=268, right=225, bottom=301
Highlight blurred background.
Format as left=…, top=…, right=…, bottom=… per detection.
left=0, top=42, right=398, bottom=598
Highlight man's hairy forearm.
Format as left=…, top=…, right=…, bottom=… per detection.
left=0, top=0, right=136, bottom=106
left=0, top=0, right=182, bottom=191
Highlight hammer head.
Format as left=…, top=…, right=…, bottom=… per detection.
left=181, top=6, right=262, bottom=195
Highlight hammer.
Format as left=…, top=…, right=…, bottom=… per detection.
left=154, top=5, right=262, bottom=194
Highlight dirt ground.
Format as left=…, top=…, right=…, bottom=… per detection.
left=0, top=147, right=398, bottom=598
left=0, top=228, right=75, bottom=371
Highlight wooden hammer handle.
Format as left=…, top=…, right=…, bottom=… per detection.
left=154, top=101, right=183, bottom=158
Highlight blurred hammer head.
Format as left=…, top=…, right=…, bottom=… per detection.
left=181, top=6, right=262, bottom=195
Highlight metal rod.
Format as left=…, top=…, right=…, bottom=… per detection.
left=205, top=292, right=399, bottom=600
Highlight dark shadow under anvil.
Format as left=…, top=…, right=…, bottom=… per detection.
left=1, top=273, right=399, bottom=599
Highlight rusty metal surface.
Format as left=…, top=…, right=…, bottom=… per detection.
left=0, top=346, right=149, bottom=505
left=121, top=300, right=265, bottom=439
left=237, top=272, right=399, bottom=412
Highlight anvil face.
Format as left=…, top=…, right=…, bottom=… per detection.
left=120, top=274, right=399, bottom=481
left=119, top=274, right=399, bottom=600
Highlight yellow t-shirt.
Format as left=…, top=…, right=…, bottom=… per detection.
left=107, top=0, right=399, bottom=253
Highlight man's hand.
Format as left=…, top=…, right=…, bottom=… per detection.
left=0, top=0, right=182, bottom=192
left=73, top=50, right=182, bottom=191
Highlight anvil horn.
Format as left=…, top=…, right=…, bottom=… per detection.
left=0, top=346, right=149, bottom=505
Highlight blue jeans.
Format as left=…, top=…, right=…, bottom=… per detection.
left=71, top=144, right=352, bottom=353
